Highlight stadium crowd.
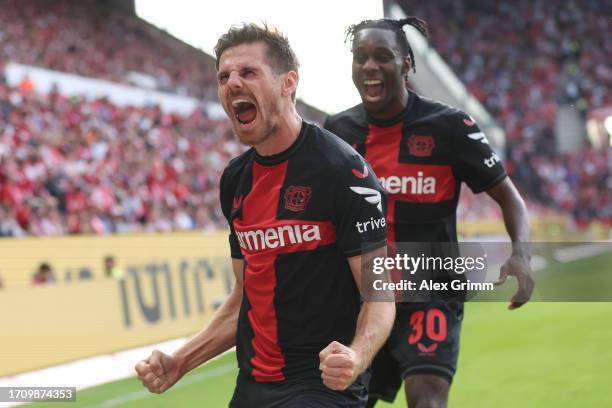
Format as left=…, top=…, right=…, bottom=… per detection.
left=403, top=0, right=610, bottom=223
left=0, top=0, right=218, bottom=99
left=0, top=80, right=242, bottom=236
left=0, top=0, right=609, bottom=237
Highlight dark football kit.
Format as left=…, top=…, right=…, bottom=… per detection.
left=220, top=121, right=387, bottom=407
left=325, top=91, right=507, bottom=402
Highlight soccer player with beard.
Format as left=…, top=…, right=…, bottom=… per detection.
left=324, top=17, right=534, bottom=408
left=135, top=23, right=395, bottom=407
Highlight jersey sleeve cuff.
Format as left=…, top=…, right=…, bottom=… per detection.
left=343, top=239, right=387, bottom=257
left=230, top=252, right=244, bottom=260
left=470, top=173, right=507, bottom=194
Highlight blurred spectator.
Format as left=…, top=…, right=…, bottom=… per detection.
left=103, top=255, right=124, bottom=279
left=0, top=203, right=26, bottom=236
left=18, top=76, right=34, bottom=94
left=32, top=262, right=56, bottom=285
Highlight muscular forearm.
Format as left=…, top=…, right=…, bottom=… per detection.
left=486, top=179, right=534, bottom=308
left=350, top=300, right=395, bottom=373
left=173, top=283, right=242, bottom=377
left=501, top=196, right=529, bottom=241
left=488, top=179, right=531, bottom=258
left=500, top=194, right=531, bottom=259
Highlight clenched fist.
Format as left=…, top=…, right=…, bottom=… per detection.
left=135, top=350, right=181, bottom=394
left=319, top=341, right=364, bottom=391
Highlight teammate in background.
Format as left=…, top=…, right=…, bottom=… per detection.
left=135, top=23, right=395, bottom=407
left=103, top=255, right=124, bottom=279
left=325, top=17, right=534, bottom=408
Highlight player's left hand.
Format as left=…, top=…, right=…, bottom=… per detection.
left=319, top=341, right=364, bottom=390
left=495, top=253, right=534, bottom=310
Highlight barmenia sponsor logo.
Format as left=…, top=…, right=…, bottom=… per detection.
left=235, top=224, right=321, bottom=251
left=379, top=172, right=436, bottom=195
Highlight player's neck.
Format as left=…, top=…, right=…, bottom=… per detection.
left=255, top=106, right=302, bottom=157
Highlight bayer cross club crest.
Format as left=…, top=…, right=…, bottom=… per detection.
left=407, top=135, right=435, bottom=157
left=284, top=186, right=312, bottom=212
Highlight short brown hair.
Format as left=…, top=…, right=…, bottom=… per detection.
left=214, top=22, right=299, bottom=75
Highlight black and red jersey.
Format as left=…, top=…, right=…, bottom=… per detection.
left=220, top=121, right=387, bottom=383
left=325, top=91, right=507, bottom=244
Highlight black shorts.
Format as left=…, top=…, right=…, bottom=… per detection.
left=230, top=370, right=369, bottom=408
left=368, top=300, right=464, bottom=403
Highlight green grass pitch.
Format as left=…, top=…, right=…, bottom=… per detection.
left=25, top=252, right=612, bottom=407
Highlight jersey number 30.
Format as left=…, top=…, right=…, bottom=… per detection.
left=408, top=308, right=447, bottom=344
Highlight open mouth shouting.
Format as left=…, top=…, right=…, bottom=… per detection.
left=363, top=79, right=384, bottom=102
left=231, top=98, right=258, bottom=129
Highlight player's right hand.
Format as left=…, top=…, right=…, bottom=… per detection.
left=135, top=350, right=181, bottom=394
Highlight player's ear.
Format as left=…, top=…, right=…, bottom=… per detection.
left=282, top=70, right=298, bottom=98
left=402, top=56, right=411, bottom=77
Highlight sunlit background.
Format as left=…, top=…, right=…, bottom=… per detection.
left=0, top=0, right=610, bottom=407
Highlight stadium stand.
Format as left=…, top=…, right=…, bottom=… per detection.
left=397, top=0, right=611, bottom=224
left=0, top=0, right=218, bottom=99
left=0, top=81, right=242, bottom=235
left=0, top=0, right=608, bottom=237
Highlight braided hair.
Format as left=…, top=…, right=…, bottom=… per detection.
left=345, top=17, right=428, bottom=73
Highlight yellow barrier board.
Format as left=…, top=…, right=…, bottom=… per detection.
left=0, top=231, right=233, bottom=376
left=458, top=219, right=610, bottom=241
left=0, top=231, right=230, bottom=288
